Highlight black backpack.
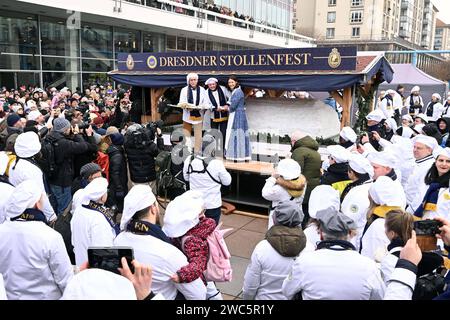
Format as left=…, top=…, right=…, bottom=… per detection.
left=37, top=135, right=60, bottom=180
left=412, top=273, right=446, bottom=300
left=53, top=201, right=75, bottom=265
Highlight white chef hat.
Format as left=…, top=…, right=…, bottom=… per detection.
left=163, top=190, right=204, bottom=238
left=366, top=109, right=385, bottom=122
left=348, top=153, right=374, bottom=178
left=120, top=185, right=157, bottom=231
left=0, top=152, right=9, bottom=176
left=411, top=86, right=420, bottom=93
left=433, top=146, right=450, bottom=160
left=61, top=269, right=136, bottom=300
left=402, top=114, right=413, bottom=123
left=369, top=176, right=405, bottom=207
left=81, top=177, right=108, bottom=206
left=186, top=73, right=199, bottom=84
left=413, top=134, right=438, bottom=151
left=205, top=78, right=218, bottom=86
left=5, top=180, right=43, bottom=219
left=14, top=132, right=41, bottom=158
left=340, top=127, right=357, bottom=143
left=385, top=89, right=396, bottom=96
left=432, top=93, right=441, bottom=101
left=385, top=118, right=398, bottom=131
left=27, top=110, right=42, bottom=121
left=367, top=151, right=397, bottom=168
left=308, top=185, right=340, bottom=219
left=277, top=159, right=301, bottom=180
left=415, top=113, right=429, bottom=123
left=327, top=145, right=350, bottom=163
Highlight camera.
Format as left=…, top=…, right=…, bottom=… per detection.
left=414, top=220, right=443, bottom=236
left=87, top=247, right=134, bottom=275
left=78, top=121, right=91, bottom=130
left=146, top=120, right=164, bottom=138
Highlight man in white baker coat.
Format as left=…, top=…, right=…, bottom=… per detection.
left=8, top=131, right=57, bottom=223
left=179, top=73, right=210, bottom=153
left=114, top=185, right=206, bottom=300
left=282, top=207, right=385, bottom=300
left=0, top=180, right=73, bottom=300
left=341, top=153, right=374, bottom=251
left=71, top=177, right=117, bottom=266
left=404, top=135, right=436, bottom=213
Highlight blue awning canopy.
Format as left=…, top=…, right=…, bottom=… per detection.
left=108, top=53, right=393, bottom=91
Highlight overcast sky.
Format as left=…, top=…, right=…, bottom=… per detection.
left=432, top=0, right=450, bottom=24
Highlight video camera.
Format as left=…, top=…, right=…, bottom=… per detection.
left=145, top=120, right=164, bottom=140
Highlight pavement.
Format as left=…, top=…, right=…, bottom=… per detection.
left=216, top=213, right=268, bottom=300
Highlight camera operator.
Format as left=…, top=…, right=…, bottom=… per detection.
left=360, top=109, right=387, bottom=151
left=46, top=118, right=96, bottom=216
left=124, top=122, right=164, bottom=193
left=70, top=119, right=100, bottom=181
left=109, top=90, right=131, bottom=129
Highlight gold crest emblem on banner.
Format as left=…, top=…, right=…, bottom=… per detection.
left=328, top=48, right=341, bottom=69
left=147, top=55, right=158, bottom=69
left=126, top=54, right=135, bottom=70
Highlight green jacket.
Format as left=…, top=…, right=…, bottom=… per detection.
left=291, top=136, right=322, bottom=204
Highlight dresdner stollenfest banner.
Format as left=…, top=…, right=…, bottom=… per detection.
left=118, top=47, right=357, bottom=73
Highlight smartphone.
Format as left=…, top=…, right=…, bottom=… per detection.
left=413, top=220, right=443, bottom=236
left=87, top=247, right=134, bottom=275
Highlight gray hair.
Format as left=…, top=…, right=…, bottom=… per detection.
left=291, top=131, right=308, bottom=142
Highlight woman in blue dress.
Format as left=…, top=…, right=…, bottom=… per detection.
left=224, top=75, right=251, bottom=162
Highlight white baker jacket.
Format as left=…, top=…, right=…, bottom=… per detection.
left=405, top=155, right=434, bottom=213
left=341, top=182, right=372, bottom=251
left=242, top=240, right=314, bottom=300
left=71, top=205, right=116, bottom=266
left=183, top=157, right=231, bottom=209
left=262, top=177, right=306, bottom=229
left=282, top=244, right=385, bottom=300
left=114, top=231, right=206, bottom=300
left=360, top=218, right=390, bottom=261
left=179, top=86, right=209, bottom=125
left=8, top=159, right=57, bottom=222
left=0, top=221, right=73, bottom=300
left=0, top=182, right=14, bottom=224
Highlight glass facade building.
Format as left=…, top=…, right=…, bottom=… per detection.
left=0, top=9, right=255, bottom=90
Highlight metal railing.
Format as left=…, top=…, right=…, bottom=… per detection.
left=119, top=0, right=316, bottom=45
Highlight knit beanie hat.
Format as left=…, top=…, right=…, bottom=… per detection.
left=53, top=118, right=71, bottom=133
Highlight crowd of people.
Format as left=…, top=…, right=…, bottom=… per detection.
left=0, top=79, right=449, bottom=301
left=132, top=0, right=280, bottom=31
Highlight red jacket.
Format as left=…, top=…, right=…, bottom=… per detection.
left=175, top=217, right=216, bottom=283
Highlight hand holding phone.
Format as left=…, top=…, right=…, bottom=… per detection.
left=88, top=247, right=134, bottom=275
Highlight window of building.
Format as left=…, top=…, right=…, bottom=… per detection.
left=327, top=12, right=336, bottom=23
left=328, top=0, right=336, bottom=6
left=352, top=27, right=360, bottom=37
left=350, top=11, right=363, bottom=23
left=326, top=28, right=335, bottom=39
left=177, top=36, right=187, bottom=51
left=351, top=0, right=363, bottom=7
left=166, top=35, right=176, bottom=50
left=114, top=28, right=140, bottom=58
left=81, top=23, right=113, bottom=59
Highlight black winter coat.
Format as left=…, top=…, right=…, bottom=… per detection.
left=73, top=135, right=98, bottom=180
left=47, top=131, right=91, bottom=187
left=124, top=136, right=164, bottom=183
left=321, top=162, right=350, bottom=186
left=107, top=144, right=128, bottom=194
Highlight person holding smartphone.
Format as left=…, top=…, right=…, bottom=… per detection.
left=115, top=185, right=207, bottom=300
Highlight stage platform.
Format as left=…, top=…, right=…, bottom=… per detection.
left=222, top=160, right=274, bottom=212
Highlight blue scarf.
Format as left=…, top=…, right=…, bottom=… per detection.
left=127, top=219, right=171, bottom=244
left=208, top=87, right=228, bottom=122
left=82, top=201, right=120, bottom=235
left=187, top=86, right=201, bottom=120
left=414, top=182, right=441, bottom=218
left=11, top=208, right=48, bottom=224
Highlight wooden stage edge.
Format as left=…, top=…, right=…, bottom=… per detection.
left=223, top=160, right=275, bottom=175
